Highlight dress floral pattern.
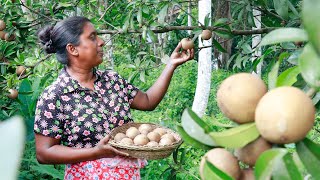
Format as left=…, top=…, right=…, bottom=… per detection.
left=34, top=67, right=147, bottom=179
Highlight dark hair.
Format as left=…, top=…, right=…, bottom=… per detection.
left=37, top=16, right=90, bottom=64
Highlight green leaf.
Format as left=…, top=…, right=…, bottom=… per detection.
left=212, top=38, right=227, bottom=53
left=181, top=108, right=216, bottom=146
left=137, top=8, right=142, bottom=26
left=147, top=30, right=157, bottom=43
left=276, top=66, right=300, bottom=87
left=30, top=165, right=64, bottom=179
left=296, top=138, right=320, bottom=179
left=176, top=125, right=214, bottom=150
left=298, top=44, right=320, bottom=88
left=268, top=52, right=289, bottom=89
left=259, top=28, right=308, bottom=47
left=203, top=158, right=233, bottom=180
left=255, top=148, right=288, bottom=180
left=213, top=18, right=229, bottom=27
left=302, top=0, right=320, bottom=55
left=287, top=49, right=302, bottom=65
left=272, top=153, right=303, bottom=180
left=0, top=116, right=25, bottom=180
left=213, top=29, right=233, bottom=39
left=158, top=4, right=168, bottom=24
left=209, top=123, right=260, bottom=148
left=273, top=0, right=288, bottom=19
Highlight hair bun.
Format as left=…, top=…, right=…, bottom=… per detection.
left=37, top=25, right=56, bottom=54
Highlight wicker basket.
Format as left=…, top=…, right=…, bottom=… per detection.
left=109, top=122, right=183, bottom=160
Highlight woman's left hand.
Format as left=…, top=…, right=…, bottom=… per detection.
left=169, top=42, right=195, bottom=68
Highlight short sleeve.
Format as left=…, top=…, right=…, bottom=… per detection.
left=34, top=86, right=64, bottom=139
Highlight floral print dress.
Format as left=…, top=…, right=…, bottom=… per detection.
left=34, top=67, right=147, bottom=180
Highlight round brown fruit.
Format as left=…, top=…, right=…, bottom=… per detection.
left=133, top=134, right=149, bottom=145
left=140, top=129, right=149, bottom=135
left=0, top=31, right=5, bottom=40
left=146, top=141, right=158, bottom=147
left=201, top=30, right=212, bottom=40
left=181, top=38, right=194, bottom=50
left=138, top=124, right=152, bottom=133
left=234, top=137, right=272, bottom=166
left=161, top=134, right=175, bottom=142
left=120, top=138, right=133, bottom=145
left=217, top=73, right=267, bottom=123
left=7, top=89, right=18, bottom=99
left=239, top=169, right=255, bottom=180
left=0, top=20, right=5, bottom=31
left=255, top=86, right=315, bottom=144
left=114, top=133, right=127, bottom=142
left=4, top=33, right=15, bottom=41
left=16, top=66, right=26, bottom=76
left=200, top=148, right=241, bottom=180
left=126, top=127, right=140, bottom=139
left=159, top=137, right=173, bottom=146
left=153, top=128, right=166, bottom=136
left=147, top=131, right=161, bottom=142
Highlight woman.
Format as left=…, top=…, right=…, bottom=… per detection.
left=34, top=16, right=194, bottom=180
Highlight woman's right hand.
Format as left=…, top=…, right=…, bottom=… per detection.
left=94, top=135, right=129, bottom=158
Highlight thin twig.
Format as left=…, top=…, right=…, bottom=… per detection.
left=19, top=1, right=59, bottom=22
left=98, top=2, right=115, bottom=21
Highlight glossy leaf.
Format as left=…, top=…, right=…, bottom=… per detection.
left=272, top=153, right=303, bottom=180
left=203, top=159, right=233, bottom=180
left=302, top=0, right=320, bottom=55
left=268, top=52, right=289, bottom=89
left=298, top=44, right=320, bottom=88
left=212, top=38, right=227, bottom=53
left=158, top=4, right=168, bottom=24
left=273, top=0, right=288, bottom=20
left=259, top=28, right=308, bottom=47
left=296, top=138, right=320, bottom=179
left=176, top=125, right=214, bottom=150
left=0, top=116, right=25, bottom=180
left=209, top=123, right=259, bottom=148
left=276, top=66, right=300, bottom=87
left=181, top=108, right=216, bottom=146
left=255, top=148, right=287, bottom=180
left=137, top=8, right=142, bottom=26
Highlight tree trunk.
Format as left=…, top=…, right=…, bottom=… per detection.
left=213, top=0, right=232, bottom=69
left=252, top=9, right=262, bottom=76
left=192, top=0, right=212, bottom=117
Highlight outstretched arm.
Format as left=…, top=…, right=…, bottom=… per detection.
left=130, top=42, right=194, bottom=111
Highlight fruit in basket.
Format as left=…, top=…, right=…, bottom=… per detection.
left=120, top=138, right=133, bottom=145
left=133, top=134, right=149, bottom=145
left=200, top=148, right=241, bottom=180
left=159, top=137, right=173, bottom=146
left=140, top=129, right=149, bottom=135
left=161, top=134, right=175, bottom=142
left=153, top=128, right=167, bottom=136
left=147, top=132, right=161, bottom=142
left=126, top=127, right=140, bottom=139
left=146, top=141, right=159, bottom=147
left=114, top=133, right=127, bottom=142
left=139, top=124, right=153, bottom=133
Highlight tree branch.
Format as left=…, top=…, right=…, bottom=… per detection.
left=99, top=26, right=276, bottom=35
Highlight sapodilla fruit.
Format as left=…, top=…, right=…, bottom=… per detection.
left=0, top=20, right=5, bottom=31
left=161, top=133, right=175, bottom=142
left=201, top=30, right=212, bottom=40
left=0, top=31, right=5, bottom=40
left=200, top=148, right=241, bottom=180
left=16, top=66, right=26, bottom=76
left=239, top=169, right=254, bottom=180
left=7, top=89, right=18, bottom=99
left=153, top=128, right=166, bottom=136
left=114, top=133, right=127, bottom=142
left=120, top=138, right=133, bottom=145
left=133, top=134, right=149, bottom=145
left=181, top=38, right=194, bottom=50
left=234, top=137, right=272, bottom=166
left=4, top=33, right=15, bottom=41
left=255, top=86, right=315, bottom=144
left=147, top=131, right=161, bottom=142
left=138, top=124, right=152, bottom=133
left=126, top=127, right=140, bottom=139
left=217, top=73, right=267, bottom=123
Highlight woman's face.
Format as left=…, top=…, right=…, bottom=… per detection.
left=75, top=22, right=105, bottom=68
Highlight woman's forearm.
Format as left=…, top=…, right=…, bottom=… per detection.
left=144, top=63, right=176, bottom=109
left=37, top=144, right=99, bottom=164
